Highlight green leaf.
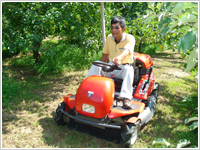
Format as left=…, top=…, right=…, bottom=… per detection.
left=149, top=2, right=154, bottom=5
left=194, top=23, right=198, bottom=29
left=178, top=31, right=197, bottom=53
left=172, top=3, right=184, bottom=13
left=167, top=21, right=178, bottom=34
left=146, top=9, right=153, bottom=15
left=194, top=8, right=198, bottom=14
left=165, top=2, right=177, bottom=13
left=179, top=14, right=197, bottom=25
left=179, top=25, right=193, bottom=32
left=156, top=2, right=163, bottom=11
left=177, top=139, right=191, bottom=148
left=152, top=138, right=170, bottom=147
left=158, top=15, right=164, bottom=30
left=195, top=73, right=198, bottom=84
left=161, top=25, right=169, bottom=37
left=158, top=17, right=172, bottom=32
left=183, top=2, right=198, bottom=9
left=189, top=121, right=198, bottom=130
left=143, top=15, right=156, bottom=24
left=190, top=145, right=198, bottom=148
left=177, top=38, right=182, bottom=53
left=185, top=116, right=198, bottom=124
left=184, top=8, right=198, bottom=16
left=171, top=14, right=179, bottom=20
left=165, top=2, right=171, bottom=9
left=185, top=49, right=198, bottom=72
left=148, top=2, right=154, bottom=11
left=173, top=10, right=183, bottom=16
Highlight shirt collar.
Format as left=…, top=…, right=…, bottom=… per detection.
left=112, top=32, right=127, bottom=42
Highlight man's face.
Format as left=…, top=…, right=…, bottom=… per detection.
left=111, top=23, right=125, bottom=40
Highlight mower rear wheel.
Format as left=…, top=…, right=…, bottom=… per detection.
left=121, top=121, right=141, bottom=148
left=54, top=102, right=66, bottom=126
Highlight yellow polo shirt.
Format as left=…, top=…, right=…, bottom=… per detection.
left=103, top=33, right=135, bottom=64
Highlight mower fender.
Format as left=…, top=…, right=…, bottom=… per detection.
left=134, top=73, right=155, bottom=100
left=126, top=117, right=141, bottom=125
left=62, top=94, right=75, bottom=110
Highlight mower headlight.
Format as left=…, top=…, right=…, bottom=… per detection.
left=82, top=104, right=95, bottom=113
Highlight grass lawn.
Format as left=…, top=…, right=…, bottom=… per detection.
left=2, top=41, right=198, bottom=148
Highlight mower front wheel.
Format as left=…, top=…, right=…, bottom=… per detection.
left=54, top=102, right=66, bottom=126
left=121, top=121, right=141, bottom=148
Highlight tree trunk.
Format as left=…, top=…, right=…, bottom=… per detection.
left=138, top=42, right=142, bottom=53
left=33, top=41, right=42, bottom=64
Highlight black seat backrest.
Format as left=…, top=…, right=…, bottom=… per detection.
left=133, top=56, right=136, bottom=70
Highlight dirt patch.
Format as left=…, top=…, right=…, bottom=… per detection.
left=162, top=68, right=190, bottom=78
left=42, top=36, right=62, bottom=41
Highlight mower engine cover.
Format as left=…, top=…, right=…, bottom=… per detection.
left=75, top=75, right=115, bottom=119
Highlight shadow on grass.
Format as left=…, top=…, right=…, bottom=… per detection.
left=152, top=51, right=179, bottom=59
left=38, top=112, right=122, bottom=148
left=148, top=108, right=198, bottom=147
left=156, top=84, right=197, bottom=122
left=2, top=109, right=20, bottom=134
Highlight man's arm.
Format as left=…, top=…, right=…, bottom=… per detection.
left=101, top=53, right=109, bottom=62
left=113, top=49, right=129, bottom=65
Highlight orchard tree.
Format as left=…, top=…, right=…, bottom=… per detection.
left=2, top=2, right=102, bottom=62
left=144, top=2, right=198, bottom=72
left=2, top=2, right=64, bottom=62
left=59, top=2, right=102, bottom=55
left=126, top=16, right=161, bottom=53
left=144, top=2, right=198, bottom=145
left=2, top=2, right=151, bottom=62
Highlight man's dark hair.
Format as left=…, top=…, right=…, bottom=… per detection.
left=111, top=16, right=126, bottom=28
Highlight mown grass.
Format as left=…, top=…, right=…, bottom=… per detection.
left=149, top=51, right=198, bottom=148
left=2, top=40, right=198, bottom=148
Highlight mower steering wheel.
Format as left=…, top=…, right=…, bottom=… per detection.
left=92, top=61, right=122, bottom=71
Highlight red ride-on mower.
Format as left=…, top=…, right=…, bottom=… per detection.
left=54, top=52, right=159, bottom=148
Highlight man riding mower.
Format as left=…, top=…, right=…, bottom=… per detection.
left=54, top=16, right=159, bottom=147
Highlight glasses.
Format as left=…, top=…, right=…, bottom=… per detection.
left=111, top=26, right=121, bottom=30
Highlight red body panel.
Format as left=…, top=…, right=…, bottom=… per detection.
left=108, top=101, right=145, bottom=119
left=134, top=52, right=153, bottom=69
left=63, top=94, right=75, bottom=111
left=75, top=75, right=115, bottom=119
left=134, top=72, right=155, bottom=100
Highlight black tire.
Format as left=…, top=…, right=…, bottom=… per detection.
left=121, top=121, right=141, bottom=148
left=152, top=90, right=158, bottom=103
left=153, top=82, right=159, bottom=97
left=54, top=102, right=66, bottom=126
left=150, top=89, right=158, bottom=105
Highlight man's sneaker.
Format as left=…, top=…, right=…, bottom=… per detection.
left=122, top=98, right=132, bottom=109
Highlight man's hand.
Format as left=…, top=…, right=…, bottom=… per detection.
left=113, top=49, right=129, bottom=65
left=113, top=57, right=121, bottom=65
